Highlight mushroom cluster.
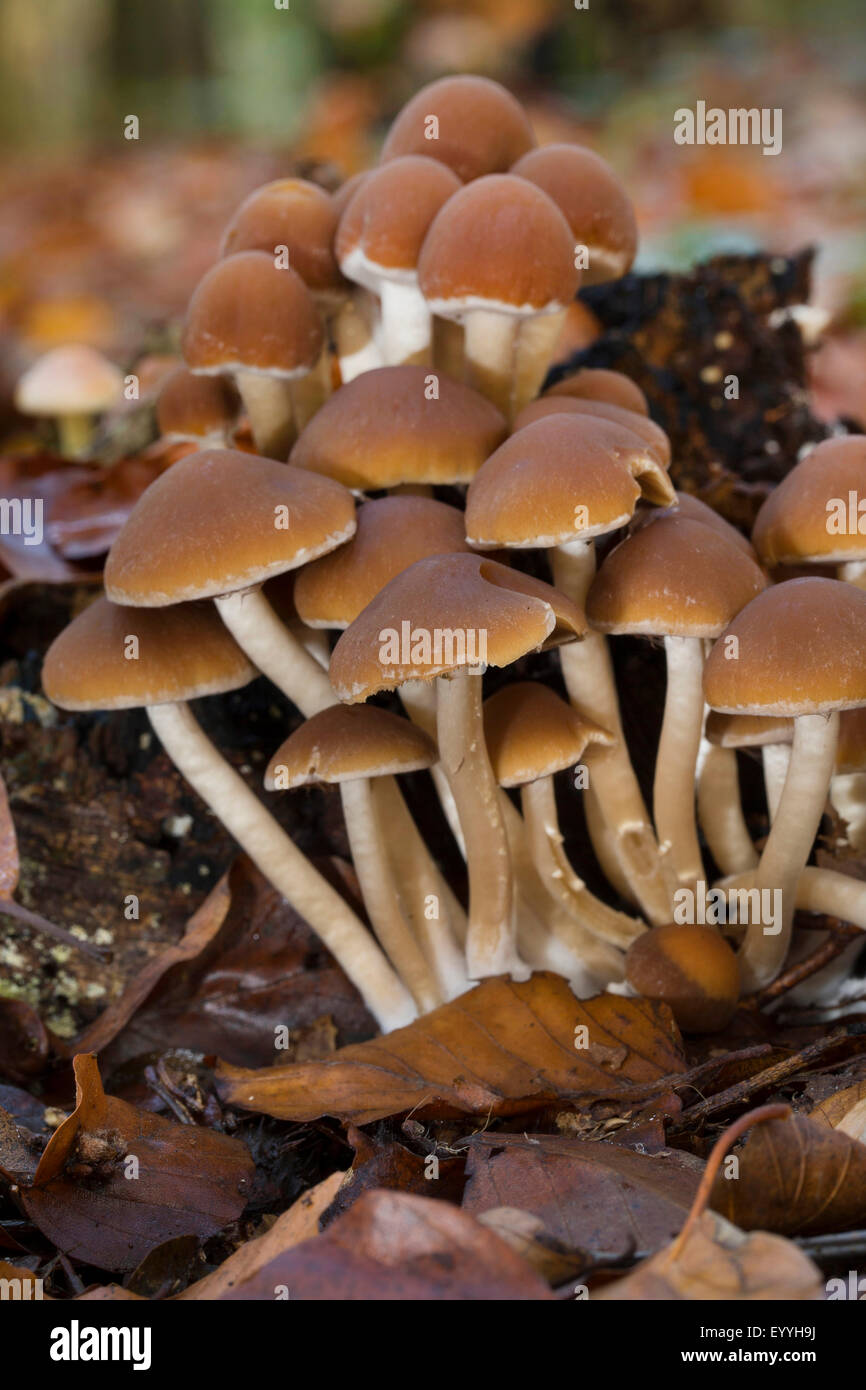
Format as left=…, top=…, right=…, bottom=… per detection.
left=40, top=75, right=866, bottom=1036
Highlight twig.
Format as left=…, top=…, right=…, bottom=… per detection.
left=0, top=896, right=109, bottom=962
left=751, top=915, right=864, bottom=1008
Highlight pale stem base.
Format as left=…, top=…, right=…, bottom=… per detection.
left=512, top=309, right=567, bottom=416
left=333, top=289, right=383, bottom=382
left=697, top=744, right=759, bottom=876
left=234, top=370, right=296, bottom=457
left=654, top=634, right=707, bottom=889
left=379, top=279, right=432, bottom=366
left=463, top=309, right=518, bottom=419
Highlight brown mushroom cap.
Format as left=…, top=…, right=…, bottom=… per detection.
left=466, top=414, right=642, bottom=548
left=219, top=180, right=344, bottom=298
left=330, top=552, right=586, bottom=700
left=587, top=515, right=767, bottom=638
left=156, top=367, right=240, bottom=443
left=336, top=156, right=461, bottom=279
left=636, top=491, right=755, bottom=557
left=14, top=345, right=123, bottom=417
left=837, top=707, right=866, bottom=773
left=705, top=710, right=794, bottom=750
left=265, top=704, right=436, bottom=789
left=625, top=923, right=740, bottom=1033
left=511, top=144, right=638, bottom=285
left=484, top=681, right=613, bottom=786
left=380, top=75, right=535, bottom=183
left=42, top=596, right=255, bottom=712
left=545, top=368, right=649, bottom=416
left=704, top=577, right=866, bottom=716
left=512, top=396, right=671, bottom=467
left=752, top=436, right=866, bottom=567
left=294, top=496, right=471, bottom=629
left=182, top=251, right=324, bottom=378
left=289, top=365, right=506, bottom=489
left=417, top=175, right=579, bottom=316
left=104, top=448, right=356, bottom=605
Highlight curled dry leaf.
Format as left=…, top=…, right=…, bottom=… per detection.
left=217, top=976, right=687, bottom=1125
left=20, top=1054, right=254, bottom=1271
left=322, top=1125, right=465, bottom=1225
left=810, top=1079, right=866, bottom=1138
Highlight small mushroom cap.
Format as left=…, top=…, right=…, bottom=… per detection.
left=265, top=704, right=437, bottom=789
left=484, top=681, right=614, bottom=786
left=511, top=144, right=638, bottom=285
left=156, top=367, right=240, bottom=442
left=336, top=156, right=461, bottom=282
left=512, top=396, right=671, bottom=468
left=220, top=179, right=344, bottom=298
left=837, top=707, right=866, bottom=773
left=587, top=515, right=767, bottom=639
left=331, top=171, right=369, bottom=221
left=705, top=710, right=794, bottom=750
left=330, top=552, right=586, bottom=700
left=182, top=251, right=324, bottom=378
left=104, top=448, right=355, bottom=605
left=545, top=368, right=649, bottom=416
left=15, top=345, right=124, bottom=417
left=635, top=491, right=755, bottom=558
left=752, top=436, right=866, bottom=567
left=417, top=175, right=579, bottom=316
left=625, top=924, right=740, bottom=1034
left=704, top=577, right=866, bottom=716
left=466, top=415, right=644, bottom=549
left=289, top=365, right=506, bottom=489
left=42, top=596, right=255, bottom=712
left=294, top=496, right=471, bottom=629
left=380, top=75, right=535, bottom=183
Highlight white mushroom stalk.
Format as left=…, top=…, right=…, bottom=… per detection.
left=215, top=587, right=337, bottom=716
left=233, top=370, right=298, bottom=458
left=654, top=633, right=707, bottom=888
left=697, top=745, right=759, bottom=876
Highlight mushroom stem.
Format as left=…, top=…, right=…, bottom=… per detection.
left=552, top=538, right=673, bottom=926
left=697, top=745, right=758, bottom=876
left=830, top=771, right=866, bottom=851
left=57, top=413, right=93, bottom=459
left=520, top=777, right=644, bottom=949
left=339, top=778, right=442, bottom=1012
left=763, top=743, right=791, bottom=823
left=433, top=317, right=465, bottom=377
left=288, top=348, right=331, bottom=430
left=215, top=588, right=336, bottom=716
left=511, top=309, right=567, bottom=416
left=654, top=634, right=706, bottom=888
left=148, top=700, right=416, bottom=1032
left=462, top=310, right=518, bottom=419
left=742, top=711, right=839, bottom=990
left=234, top=370, right=296, bottom=457
left=378, top=280, right=432, bottom=366
left=399, top=678, right=465, bottom=853
left=436, top=669, right=521, bottom=979
left=333, top=289, right=383, bottom=383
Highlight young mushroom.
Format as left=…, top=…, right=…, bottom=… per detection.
left=625, top=923, right=740, bottom=1034
left=329, top=552, right=587, bottom=979
left=511, top=396, right=672, bottom=479
left=266, top=704, right=467, bottom=1009
left=155, top=366, right=240, bottom=448
left=544, top=367, right=649, bottom=416
left=587, top=515, right=766, bottom=890
left=14, top=345, right=124, bottom=458
left=42, top=597, right=414, bottom=1032
left=417, top=175, right=579, bottom=419
left=380, top=74, right=536, bottom=183
left=752, top=435, right=866, bottom=587
left=336, top=156, right=462, bottom=366
left=182, top=251, right=324, bottom=456
left=703, top=577, right=866, bottom=991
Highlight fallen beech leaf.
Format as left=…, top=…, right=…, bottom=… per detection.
left=125, top=1233, right=200, bottom=1299
left=710, top=1112, right=866, bottom=1236
left=810, top=1079, right=866, bottom=1134
left=477, top=1206, right=587, bottom=1284
left=188, top=1189, right=554, bottom=1300
left=462, top=1132, right=702, bottom=1258
left=76, top=1285, right=145, bottom=1301
left=217, top=976, right=686, bottom=1125
left=0, top=1107, right=39, bottom=1185
left=177, top=1169, right=345, bottom=1300
left=21, top=1054, right=253, bottom=1271
left=322, top=1125, right=464, bottom=1225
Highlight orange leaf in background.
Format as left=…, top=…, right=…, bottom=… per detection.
left=217, top=974, right=687, bottom=1125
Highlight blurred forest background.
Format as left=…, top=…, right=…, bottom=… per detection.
left=1, top=0, right=865, bottom=421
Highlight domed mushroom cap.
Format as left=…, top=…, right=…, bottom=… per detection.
left=330, top=552, right=586, bottom=700
left=512, top=396, right=671, bottom=468
left=752, top=436, right=866, bottom=567
left=705, top=710, right=794, bottom=750
left=837, top=707, right=866, bottom=773
left=289, top=365, right=506, bottom=489
left=511, top=144, right=638, bottom=285
left=156, top=367, right=240, bottom=443
left=265, top=704, right=436, bottom=789
left=545, top=368, right=649, bottom=416
left=182, top=251, right=324, bottom=378
left=336, top=156, right=461, bottom=283
left=15, top=345, right=123, bottom=416
left=380, top=75, right=535, bottom=183
left=294, top=496, right=471, bottom=629
left=104, top=448, right=355, bottom=605
left=484, top=681, right=613, bottom=787
left=220, top=180, right=344, bottom=298
left=587, top=515, right=767, bottom=638
left=625, top=923, right=740, bottom=1033
left=635, top=491, right=755, bottom=558
left=417, top=175, right=579, bottom=317
left=466, top=415, right=646, bottom=549
left=42, top=597, right=255, bottom=711
left=704, top=577, right=866, bottom=716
